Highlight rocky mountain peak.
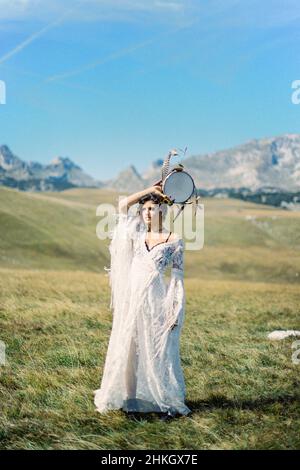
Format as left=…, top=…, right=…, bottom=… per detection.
left=0, top=145, right=23, bottom=170
left=49, top=156, right=80, bottom=170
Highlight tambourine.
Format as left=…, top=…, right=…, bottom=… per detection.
left=153, top=148, right=196, bottom=204
left=162, top=169, right=195, bottom=204
left=153, top=147, right=202, bottom=238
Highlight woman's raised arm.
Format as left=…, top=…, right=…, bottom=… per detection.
left=118, top=184, right=171, bottom=214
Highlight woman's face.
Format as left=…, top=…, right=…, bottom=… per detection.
left=141, top=201, right=162, bottom=226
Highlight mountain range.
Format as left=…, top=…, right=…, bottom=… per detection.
left=0, top=145, right=103, bottom=191
left=1, top=133, right=300, bottom=194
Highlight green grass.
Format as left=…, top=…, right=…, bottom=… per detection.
left=0, top=186, right=108, bottom=272
left=0, top=270, right=299, bottom=449
left=0, top=186, right=299, bottom=449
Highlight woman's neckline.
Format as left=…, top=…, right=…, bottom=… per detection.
left=143, top=230, right=180, bottom=252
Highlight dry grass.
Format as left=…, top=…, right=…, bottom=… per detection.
left=0, top=187, right=299, bottom=449
left=0, top=269, right=299, bottom=450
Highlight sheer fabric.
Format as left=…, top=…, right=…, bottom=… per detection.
left=94, top=211, right=191, bottom=416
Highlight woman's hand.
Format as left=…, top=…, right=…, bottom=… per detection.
left=148, top=180, right=162, bottom=193
left=148, top=183, right=173, bottom=204
left=118, top=181, right=172, bottom=213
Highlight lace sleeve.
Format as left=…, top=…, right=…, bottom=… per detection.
left=171, top=239, right=184, bottom=278
left=113, top=212, right=141, bottom=239
left=164, top=240, right=186, bottom=329
left=104, top=211, right=141, bottom=313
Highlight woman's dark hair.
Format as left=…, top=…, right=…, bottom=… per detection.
left=137, top=193, right=168, bottom=218
left=138, top=193, right=163, bottom=205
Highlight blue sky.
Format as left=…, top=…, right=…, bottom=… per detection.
left=0, top=0, right=299, bottom=181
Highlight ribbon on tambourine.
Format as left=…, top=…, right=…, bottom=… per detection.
left=172, top=194, right=202, bottom=221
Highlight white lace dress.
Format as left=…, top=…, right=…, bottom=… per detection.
left=94, top=211, right=191, bottom=417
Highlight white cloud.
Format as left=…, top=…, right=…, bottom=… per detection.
left=0, top=0, right=190, bottom=68
left=0, top=4, right=79, bottom=65
left=0, top=0, right=40, bottom=19
left=45, top=18, right=197, bottom=82
left=0, top=0, right=186, bottom=21
left=0, top=0, right=299, bottom=27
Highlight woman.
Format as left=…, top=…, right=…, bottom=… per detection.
left=94, top=183, right=191, bottom=419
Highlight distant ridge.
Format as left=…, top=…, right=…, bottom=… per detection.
left=0, top=145, right=103, bottom=191
left=1, top=134, right=300, bottom=197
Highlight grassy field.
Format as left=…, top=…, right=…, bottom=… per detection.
left=0, top=186, right=299, bottom=449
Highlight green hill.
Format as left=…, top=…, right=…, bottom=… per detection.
left=0, top=186, right=109, bottom=272
left=0, top=186, right=299, bottom=283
